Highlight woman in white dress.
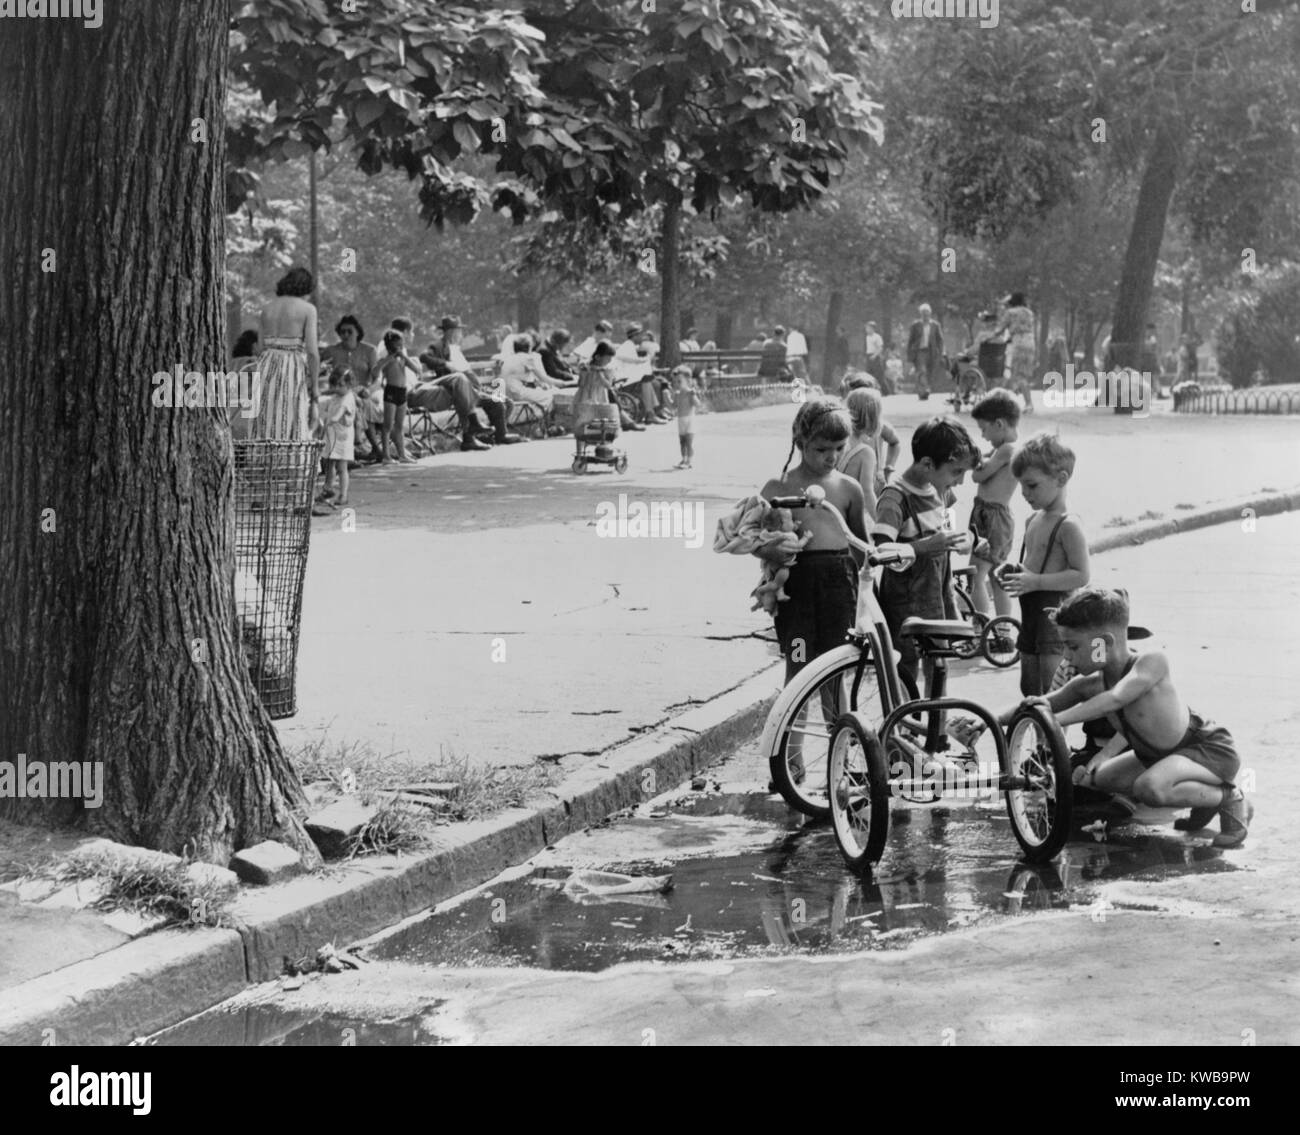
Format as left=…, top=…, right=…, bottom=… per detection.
left=500, top=334, right=558, bottom=414
left=254, top=267, right=320, bottom=439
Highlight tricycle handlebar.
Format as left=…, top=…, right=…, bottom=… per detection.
left=767, top=489, right=915, bottom=569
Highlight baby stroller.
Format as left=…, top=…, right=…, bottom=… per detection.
left=571, top=401, right=628, bottom=474
left=948, top=353, right=986, bottom=412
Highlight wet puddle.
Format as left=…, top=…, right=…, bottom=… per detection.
left=145, top=1003, right=445, bottom=1046
left=368, top=792, right=1239, bottom=972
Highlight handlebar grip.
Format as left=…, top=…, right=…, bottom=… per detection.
left=768, top=496, right=809, bottom=510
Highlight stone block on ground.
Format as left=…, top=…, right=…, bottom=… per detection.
left=186, top=863, right=240, bottom=897
left=68, top=838, right=181, bottom=874
left=305, top=798, right=379, bottom=859
left=0, top=877, right=62, bottom=904
left=230, top=840, right=304, bottom=886
left=36, top=878, right=112, bottom=910
left=100, top=908, right=172, bottom=938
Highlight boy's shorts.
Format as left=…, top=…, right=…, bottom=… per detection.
left=969, top=498, right=1013, bottom=564
left=1135, top=713, right=1240, bottom=783
left=383, top=385, right=408, bottom=406
left=1017, top=590, right=1067, bottom=655
left=773, top=550, right=858, bottom=674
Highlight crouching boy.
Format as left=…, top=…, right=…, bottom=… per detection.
left=952, top=587, right=1252, bottom=848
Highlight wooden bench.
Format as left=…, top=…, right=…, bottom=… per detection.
left=681, top=349, right=765, bottom=380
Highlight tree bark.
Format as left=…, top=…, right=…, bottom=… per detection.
left=714, top=307, right=734, bottom=350
left=822, top=290, right=845, bottom=387
left=658, top=190, right=683, bottom=368
left=1110, top=122, right=1182, bottom=361
left=516, top=286, right=542, bottom=333
left=0, top=2, right=317, bottom=863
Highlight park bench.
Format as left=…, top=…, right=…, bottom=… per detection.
left=681, top=348, right=765, bottom=379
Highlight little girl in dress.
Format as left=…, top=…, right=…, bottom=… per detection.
left=318, top=367, right=356, bottom=508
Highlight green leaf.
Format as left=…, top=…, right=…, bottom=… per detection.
left=354, top=98, right=387, bottom=129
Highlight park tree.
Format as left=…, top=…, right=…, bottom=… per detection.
left=511, top=0, right=883, bottom=366
left=0, top=0, right=635, bottom=860
left=0, top=2, right=323, bottom=860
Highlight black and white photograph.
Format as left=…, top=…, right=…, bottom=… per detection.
left=1, top=0, right=1296, bottom=1081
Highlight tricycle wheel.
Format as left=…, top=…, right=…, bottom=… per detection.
left=981, top=615, right=1021, bottom=668
left=614, top=455, right=629, bottom=473
left=829, top=713, right=889, bottom=872
left=1004, top=704, right=1072, bottom=862
left=571, top=457, right=586, bottom=474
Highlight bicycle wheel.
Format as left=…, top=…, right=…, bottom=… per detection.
left=771, top=650, right=887, bottom=818
left=951, top=589, right=985, bottom=659
left=615, top=390, right=643, bottom=423
left=981, top=615, right=1021, bottom=668
left=1004, top=704, right=1073, bottom=862
left=829, top=713, right=889, bottom=871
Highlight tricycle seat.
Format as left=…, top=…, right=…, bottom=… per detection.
left=900, top=617, right=978, bottom=640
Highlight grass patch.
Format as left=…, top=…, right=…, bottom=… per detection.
left=1104, top=509, right=1165, bottom=528
left=287, top=735, right=554, bottom=858
left=1, top=852, right=232, bottom=928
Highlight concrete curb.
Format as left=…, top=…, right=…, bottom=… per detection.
left=5, top=487, right=1296, bottom=1044
left=1088, top=488, right=1300, bottom=554
left=0, top=668, right=779, bottom=1043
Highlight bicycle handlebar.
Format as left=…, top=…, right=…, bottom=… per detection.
left=768, top=487, right=916, bottom=568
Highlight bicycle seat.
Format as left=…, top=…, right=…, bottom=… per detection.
left=900, top=617, right=978, bottom=640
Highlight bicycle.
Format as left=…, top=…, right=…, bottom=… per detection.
left=757, top=485, right=1072, bottom=870
left=951, top=564, right=1021, bottom=668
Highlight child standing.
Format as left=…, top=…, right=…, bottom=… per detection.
left=673, top=366, right=699, bottom=469
left=760, top=398, right=869, bottom=683
left=371, top=330, right=417, bottom=464
left=838, top=386, right=884, bottom=519
left=871, top=417, right=981, bottom=689
left=318, top=368, right=356, bottom=507
left=968, top=389, right=1020, bottom=624
left=998, top=433, right=1090, bottom=695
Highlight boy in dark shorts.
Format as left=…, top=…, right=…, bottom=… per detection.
left=871, top=416, right=981, bottom=689
left=955, top=588, right=1250, bottom=847
left=997, top=433, right=1089, bottom=695
left=968, top=389, right=1020, bottom=629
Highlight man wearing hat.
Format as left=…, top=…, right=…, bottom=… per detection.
left=614, top=323, right=669, bottom=422
left=418, top=316, right=521, bottom=449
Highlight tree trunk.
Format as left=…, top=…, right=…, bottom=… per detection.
left=714, top=307, right=734, bottom=350
left=880, top=290, right=895, bottom=353
left=658, top=190, right=683, bottom=368
left=308, top=150, right=320, bottom=304
left=1110, top=122, right=1182, bottom=361
left=822, top=290, right=845, bottom=387
left=0, top=2, right=317, bottom=863
left=516, top=286, right=542, bottom=332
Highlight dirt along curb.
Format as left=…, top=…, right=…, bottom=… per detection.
left=3, top=486, right=1296, bottom=1046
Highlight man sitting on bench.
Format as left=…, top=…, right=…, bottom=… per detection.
left=418, top=315, right=521, bottom=449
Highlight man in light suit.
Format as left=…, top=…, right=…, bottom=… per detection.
left=906, top=303, right=944, bottom=400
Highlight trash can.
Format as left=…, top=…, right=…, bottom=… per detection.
left=232, top=439, right=322, bottom=719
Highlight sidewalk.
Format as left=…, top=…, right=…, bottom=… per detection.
left=2, top=400, right=1298, bottom=1043
left=280, top=396, right=1300, bottom=764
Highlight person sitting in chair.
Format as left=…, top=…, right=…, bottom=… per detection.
left=418, top=315, right=521, bottom=448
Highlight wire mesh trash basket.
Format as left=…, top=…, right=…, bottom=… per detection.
left=232, top=440, right=322, bottom=719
